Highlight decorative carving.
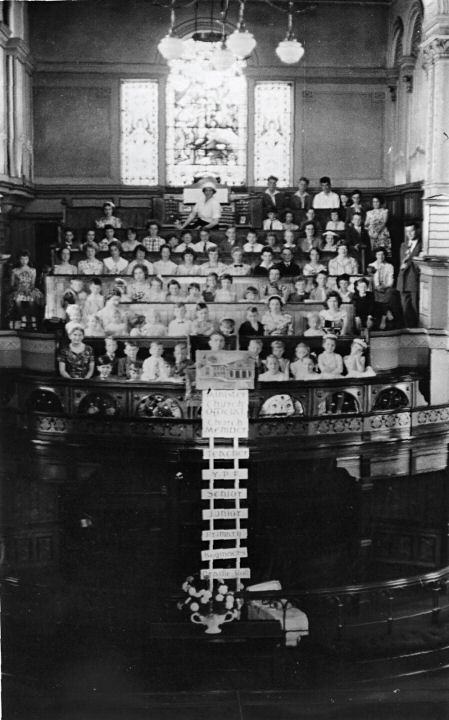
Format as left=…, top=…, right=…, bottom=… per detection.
left=403, top=74, right=414, bottom=92
left=422, top=37, right=449, bottom=68
left=416, top=407, right=449, bottom=425
left=388, top=85, right=397, bottom=102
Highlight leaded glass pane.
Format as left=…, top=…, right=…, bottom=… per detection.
left=166, top=40, right=247, bottom=186
left=254, top=82, right=293, bottom=186
left=121, top=80, right=158, bottom=185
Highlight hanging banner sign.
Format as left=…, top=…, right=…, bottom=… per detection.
left=202, top=469, right=248, bottom=481
left=201, top=489, right=247, bottom=500
left=202, top=508, right=248, bottom=520
left=202, top=529, right=248, bottom=541
left=201, top=390, right=249, bottom=438
left=201, top=568, right=251, bottom=580
left=202, top=447, right=250, bottom=460
left=201, top=548, right=248, bottom=561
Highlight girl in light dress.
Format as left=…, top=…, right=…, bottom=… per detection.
left=344, top=338, right=375, bottom=377
left=95, top=290, right=128, bottom=336
left=290, top=343, right=317, bottom=379
left=8, top=251, right=44, bottom=329
left=317, top=334, right=344, bottom=377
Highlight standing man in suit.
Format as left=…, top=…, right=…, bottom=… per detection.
left=397, top=222, right=422, bottom=327
left=262, top=175, right=285, bottom=218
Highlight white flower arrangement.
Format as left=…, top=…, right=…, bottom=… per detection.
left=178, top=575, right=243, bottom=618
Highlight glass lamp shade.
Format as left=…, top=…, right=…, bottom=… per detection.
left=227, top=29, right=256, bottom=59
left=275, top=38, right=304, bottom=64
left=158, top=34, right=186, bottom=61
left=212, top=44, right=235, bottom=71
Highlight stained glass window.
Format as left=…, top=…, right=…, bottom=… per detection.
left=254, top=82, right=293, bottom=186
left=166, top=40, right=247, bottom=186
left=120, top=80, right=158, bottom=185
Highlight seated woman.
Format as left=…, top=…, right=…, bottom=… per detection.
left=261, top=295, right=293, bottom=336
left=258, top=355, right=287, bottom=382
left=288, top=277, right=310, bottom=302
left=95, top=201, right=122, bottom=229
left=166, top=278, right=184, bottom=303
left=126, top=246, right=153, bottom=277
left=344, top=337, right=375, bottom=377
left=290, top=342, right=316, bottom=379
left=282, top=210, right=299, bottom=232
left=298, top=222, right=321, bottom=254
left=317, top=334, right=343, bottom=377
left=128, top=264, right=152, bottom=302
left=78, top=242, right=104, bottom=275
left=58, top=323, right=95, bottom=379
left=299, top=208, right=322, bottom=236
left=142, top=221, right=165, bottom=252
left=202, top=272, right=218, bottom=302
left=309, top=270, right=329, bottom=302
left=241, top=286, right=260, bottom=303
left=154, top=245, right=178, bottom=275
left=336, top=274, right=353, bottom=303
left=130, top=308, right=167, bottom=337
left=103, top=241, right=129, bottom=275
left=238, top=306, right=264, bottom=340
left=176, top=248, right=200, bottom=276
left=7, top=250, right=44, bottom=330
left=319, top=291, right=350, bottom=336
left=121, top=227, right=140, bottom=253
left=302, top=248, right=327, bottom=278
left=96, top=290, right=128, bottom=336
left=191, top=302, right=215, bottom=336
left=353, top=277, right=375, bottom=333
left=282, top=229, right=297, bottom=251
left=53, top=247, right=78, bottom=275
left=328, top=242, right=359, bottom=277
left=186, top=282, right=203, bottom=303
left=322, top=210, right=345, bottom=251
left=215, top=274, right=237, bottom=302
left=264, top=232, right=282, bottom=254
left=365, top=195, right=392, bottom=257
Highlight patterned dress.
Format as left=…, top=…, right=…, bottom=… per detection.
left=58, top=344, right=94, bottom=378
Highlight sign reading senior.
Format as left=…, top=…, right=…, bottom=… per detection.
left=202, top=389, right=249, bottom=438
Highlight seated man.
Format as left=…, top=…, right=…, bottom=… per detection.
left=219, top=225, right=240, bottom=253
left=200, top=247, right=227, bottom=276
left=180, top=182, right=221, bottom=230
left=243, top=229, right=264, bottom=254
left=368, top=247, right=403, bottom=329
left=262, top=175, right=285, bottom=218
left=174, top=230, right=196, bottom=254
left=263, top=210, right=283, bottom=230
left=274, top=247, right=302, bottom=278
left=345, top=189, right=366, bottom=225
left=345, top=213, right=370, bottom=255
left=299, top=207, right=322, bottom=236
left=228, top=246, right=251, bottom=276
left=289, top=176, right=312, bottom=219
left=193, top=228, right=217, bottom=254
left=253, top=247, right=275, bottom=277
left=312, top=176, right=340, bottom=210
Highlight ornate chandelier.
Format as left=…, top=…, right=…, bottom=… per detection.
left=157, top=0, right=308, bottom=66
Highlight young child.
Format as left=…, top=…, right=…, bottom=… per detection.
left=247, top=338, right=264, bottom=372
left=148, top=276, right=166, bottom=302
left=166, top=279, right=184, bottom=303
left=83, top=278, right=105, bottom=321
left=202, top=273, right=219, bottom=302
left=208, top=331, right=226, bottom=352
left=263, top=211, right=283, bottom=231
left=191, top=303, right=215, bottom=336
left=219, top=317, right=236, bottom=349
left=118, top=341, right=141, bottom=378
left=290, top=343, right=315, bottom=379
left=344, top=337, right=374, bottom=377
left=186, top=282, right=202, bottom=303
left=266, top=339, right=290, bottom=378
left=103, top=336, right=121, bottom=374
left=288, top=277, right=310, bottom=303
left=304, top=312, right=325, bottom=337
left=141, top=341, right=167, bottom=381
left=139, top=308, right=167, bottom=337
left=258, top=355, right=287, bottom=382
left=317, top=334, right=343, bottom=377
left=171, top=342, right=190, bottom=381
left=97, top=355, right=113, bottom=380
left=85, top=314, right=105, bottom=337
left=241, top=286, right=260, bottom=303
left=215, top=274, right=237, bottom=303
left=168, top=303, right=192, bottom=336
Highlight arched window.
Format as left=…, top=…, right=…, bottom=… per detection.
left=410, top=13, right=422, bottom=58
left=259, top=394, right=303, bottom=417
left=318, top=391, right=360, bottom=416
left=27, top=389, right=63, bottom=413
left=393, top=18, right=404, bottom=67
left=136, top=394, right=183, bottom=418
left=373, top=387, right=409, bottom=411
left=78, top=393, right=119, bottom=417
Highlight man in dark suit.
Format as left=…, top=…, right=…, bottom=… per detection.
left=345, top=213, right=371, bottom=269
left=274, top=247, right=302, bottom=277
left=262, top=175, right=285, bottom=218
left=289, top=176, right=312, bottom=221
left=396, top=222, right=422, bottom=327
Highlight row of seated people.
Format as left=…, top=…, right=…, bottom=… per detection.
left=54, top=212, right=379, bottom=271
left=58, top=323, right=373, bottom=384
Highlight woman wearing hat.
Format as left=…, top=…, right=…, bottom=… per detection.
left=180, top=182, right=221, bottom=230
left=95, top=201, right=122, bottom=229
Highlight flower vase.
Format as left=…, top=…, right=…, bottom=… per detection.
left=191, top=609, right=238, bottom=634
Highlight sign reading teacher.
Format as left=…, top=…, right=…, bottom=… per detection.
left=202, top=389, right=249, bottom=438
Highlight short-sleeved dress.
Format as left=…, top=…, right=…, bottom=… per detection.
left=58, top=345, right=94, bottom=378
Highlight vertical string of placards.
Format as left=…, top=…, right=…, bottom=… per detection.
left=201, top=390, right=251, bottom=590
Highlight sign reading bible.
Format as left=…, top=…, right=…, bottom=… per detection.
left=196, top=351, right=255, bottom=391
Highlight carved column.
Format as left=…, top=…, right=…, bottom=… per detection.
left=418, top=17, right=449, bottom=327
